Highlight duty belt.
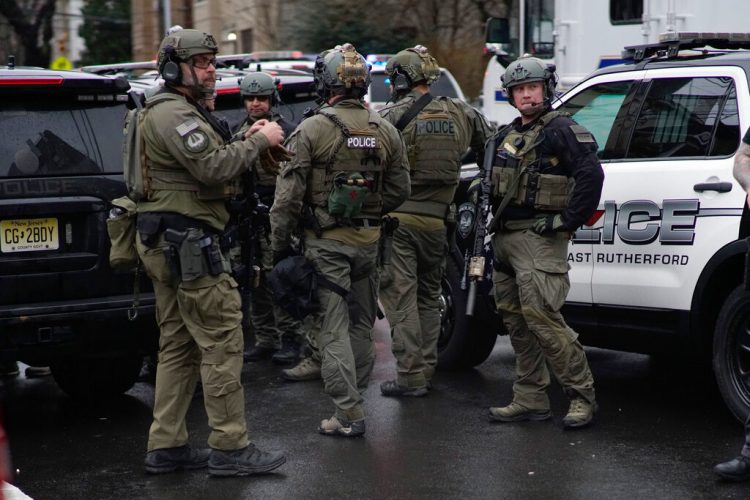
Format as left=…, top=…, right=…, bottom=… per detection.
left=395, top=199, right=448, bottom=219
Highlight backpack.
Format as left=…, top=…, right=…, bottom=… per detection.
left=122, top=93, right=173, bottom=201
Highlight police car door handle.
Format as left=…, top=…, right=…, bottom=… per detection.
left=693, top=182, right=733, bottom=193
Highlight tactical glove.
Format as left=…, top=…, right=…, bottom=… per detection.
left=531, top=214, right=566, bottom=235
left=260, top=145, right=295, bottom=176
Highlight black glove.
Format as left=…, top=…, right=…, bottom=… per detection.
left=273, top=246, right=296, bottom=266
left=531, top=214, right=566, bottom=235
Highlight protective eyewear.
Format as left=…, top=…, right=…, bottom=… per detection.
left=192, top=55, right=217, bottom=69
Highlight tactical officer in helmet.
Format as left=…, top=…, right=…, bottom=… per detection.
left=235, top=72, right=307, bottom=366
left=485, top=56, right=603, bottom=429
left=270, top=43, right=410, bottom=437
left=377, top=46, right=493, bottom=397
left=136, top=29, right=287, bottom=475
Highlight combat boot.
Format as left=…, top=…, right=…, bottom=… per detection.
left=144, top=445, right=210, bottom=474
left=380, top=380, right=428, bottom=397
left=714, top=456, right=750, bottom=481
left=562, top=398, right=597, bottom=429
left=281, top=357, right=321, bottom=381
left=0, top=361, right=19, bottom=378
left=271, top=339, right=300, bottom=365
left=243, top=344, right=277, bottom=362
left=318, top=416, right=365, bottom=437
left=208, top=444, right=286, bottom=477
left=488, top=402, right=552, bottom=423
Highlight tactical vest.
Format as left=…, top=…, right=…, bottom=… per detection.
left=403, top=98, right=463, bottom=188
left=142, top=94, right=240, bottom=201
left=308, top=108, right=386, bottom=229
left=491, top=110, right=573, bottom=212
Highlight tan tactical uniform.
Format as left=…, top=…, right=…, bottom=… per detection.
left=136, top=88, right=270, bottom=452
left=378, top=90, right=493, bottom=388
left=270, top=99, right=409, bottom=421
left=490, top=110, right=604, bottom=410
left=235, top=114, right=306, bottom=352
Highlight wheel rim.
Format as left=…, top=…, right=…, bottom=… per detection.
left=729, top=309, right=750, bottom=408
left=438, top=277, right=454, bottom=350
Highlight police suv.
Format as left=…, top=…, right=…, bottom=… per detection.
left=451, top=32, right=750, bottom=420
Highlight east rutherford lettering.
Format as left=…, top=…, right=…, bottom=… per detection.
left=347, top=136, right=379, bottom=149
left=416, top=119, right=454, bottom=135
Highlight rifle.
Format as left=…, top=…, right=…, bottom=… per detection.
left=466, top=133, right=499, bottom=316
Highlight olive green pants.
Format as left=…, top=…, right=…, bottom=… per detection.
left=304, top=237, right=379, bottom=422
left=491, top=228, right=595, bottom=409
left=137, top=236, right=249, bottom=451
left=379, top=225, right=446, bottom=388
left=251, top=232, right=307, bottom=348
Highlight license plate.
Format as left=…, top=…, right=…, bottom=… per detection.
left=1, top=218, right=59, bottom=253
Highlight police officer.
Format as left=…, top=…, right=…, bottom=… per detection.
left=486, top=56, right=603, bottom=429
left=136, top=29, right=286, bottom=475
left=714, top=127, right=750, bottom=481
left=377, top=46, right=493, bottom=396
left=235, top=72, right=307, bottom=366
left=270, top=43, right=410, bottom=436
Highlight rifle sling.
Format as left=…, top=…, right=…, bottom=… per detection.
left=395, top=92, right=433, bottom=131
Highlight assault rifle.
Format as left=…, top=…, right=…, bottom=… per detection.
left=465, top=133, right=499, bottom=316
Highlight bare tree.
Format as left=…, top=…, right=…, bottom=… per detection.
left=0, top=0, right=57, bottom=67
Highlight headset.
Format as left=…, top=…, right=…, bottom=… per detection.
left=391, top=67, right=412, bottom=92
left=160, top=45, right=182, bottom=85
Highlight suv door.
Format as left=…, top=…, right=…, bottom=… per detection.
left=584, top=66, right=746, bottom=311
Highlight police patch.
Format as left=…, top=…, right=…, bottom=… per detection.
left=416, top=119, right=455, bottom=135
left=184, top=130, right=208, bottom=153
left=347, top=136, right=379, bottom=149
left=569, top=124, right=595, bottom=143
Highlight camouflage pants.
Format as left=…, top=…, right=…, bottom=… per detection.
left=137, top=235, right=249, bottom=451
left=304, top=237, right=379, bottom=422
left=250, top=231, right=307, bottom=348
left=379, top=225, right=446, bottom=388
left=491, top=228, right=595, bottom=409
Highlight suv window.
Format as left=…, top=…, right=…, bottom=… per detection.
left=560, top=80, right=636, bottom=157
left=0, top=98, right=126, bottom=178
left=369, top=71, right=460, bottom=104
left=628, top=77, right=739, bottom=158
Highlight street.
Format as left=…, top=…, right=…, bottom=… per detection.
left=3, top=319, right=749, bottom=500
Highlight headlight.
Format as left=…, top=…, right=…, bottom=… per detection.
left=457, top=202, right=476, bottom=240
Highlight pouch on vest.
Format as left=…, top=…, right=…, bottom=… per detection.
left=106, top=196, right=139, bottom=271
left=327, top=172, right=370, bottom=218
left=267, top=255, right=320, bottom=320
left=122, top=98, right=147, bottom=202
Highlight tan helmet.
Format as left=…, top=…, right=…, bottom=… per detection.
left=313, top=43, right=371, bottom=100
left=385, top=45, right=441, bottom=92
left=240, top=72, right=279, bottom=105
left=157, top=28, right=218, bottom=82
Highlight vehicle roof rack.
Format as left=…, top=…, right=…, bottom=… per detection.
left=622, top=32, right=750, bottom=63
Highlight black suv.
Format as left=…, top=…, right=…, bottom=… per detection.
left=0, top=63, right=158, bottom=398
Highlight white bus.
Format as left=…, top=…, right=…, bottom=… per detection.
left=483, top=0, right=750, bottom=126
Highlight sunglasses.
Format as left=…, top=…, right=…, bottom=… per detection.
left=192, top=55, right=217, bottom=69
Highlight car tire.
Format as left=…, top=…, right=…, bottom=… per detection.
left=437, top=247, right=499, bottom=370
left=51, top=354, right=143, bottom=400
left=713, top=284, right=750, bottom=422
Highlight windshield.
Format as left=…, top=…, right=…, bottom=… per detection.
left=0, top=99, right=127, bottom=178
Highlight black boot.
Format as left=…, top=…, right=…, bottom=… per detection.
left=243, top=344, right=277, bottom=362
left=271, top=340, right=300, bottom=365
left=144, top=445, right=210, bottom=474
left=714, top=456, right=750, bottom=481
left=208, top=444, right=286, bottom=477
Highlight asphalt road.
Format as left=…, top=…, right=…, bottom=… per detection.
left=3, top=319, right=749, bottom=499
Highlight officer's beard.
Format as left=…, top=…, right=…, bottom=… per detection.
left=184, top=66, right=215, bottom=102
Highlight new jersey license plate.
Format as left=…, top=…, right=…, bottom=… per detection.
left=0, top=218, right=59, bottom=253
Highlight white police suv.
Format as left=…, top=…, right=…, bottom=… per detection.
left=542, top=33, right=750, bottom=419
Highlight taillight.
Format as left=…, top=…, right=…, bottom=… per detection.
left=0, top=77, right=63, bottom=86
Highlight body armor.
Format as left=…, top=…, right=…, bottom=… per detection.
left=491, top=110, right=572, bottom=212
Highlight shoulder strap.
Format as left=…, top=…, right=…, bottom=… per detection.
left=395, top=92, right=433, bottom=131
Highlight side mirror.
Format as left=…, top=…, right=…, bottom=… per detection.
left=485, top=17, right=510, bottom=44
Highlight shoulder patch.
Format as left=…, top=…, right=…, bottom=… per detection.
left=183, top=130, right=209, bottom=153
left=176, top=120, right=199, bottom=137
left=569, top=124, right=595, bottom=143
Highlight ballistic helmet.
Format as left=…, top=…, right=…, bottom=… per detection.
left=157, top=28, right=218, bottom=76
left=385, top=45, right=440, bottom=90
left=240, top=72, right=279, bottom=104
left=313, top=43, right=370, bottom=100
left=501, top=56, right=557, bottom=107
